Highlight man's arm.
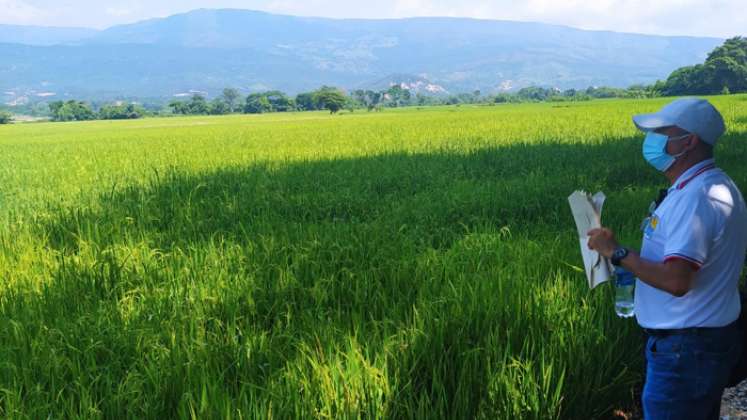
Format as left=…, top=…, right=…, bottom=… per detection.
left=617, top=251, right=697, bottom=297
left=588, top=227, right=698, bottom=297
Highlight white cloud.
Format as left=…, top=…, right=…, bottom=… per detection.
left=0, top=0, right=47, bottom=24
left=379, top=0, right=744, bottom=38
left=105, top=7, right=135, bottom=17
left=501, top=0, right=738, bottom=36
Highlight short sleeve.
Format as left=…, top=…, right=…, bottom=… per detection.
left=662, top=194, right=716, bottom=270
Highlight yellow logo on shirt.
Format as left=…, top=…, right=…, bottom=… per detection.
left=650, top=215, right=659, bottom=230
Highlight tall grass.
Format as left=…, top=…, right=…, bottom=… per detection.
left=1, top=97, right=746, bottom=418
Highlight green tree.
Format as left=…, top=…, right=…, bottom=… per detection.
left=265, top=91, right=295, bottom=112
left=221, top=88, right=241, bottom=112
left=516, top=86, right=555, bottom=101
left=493, top=93, right=517, bottom=103
left=662, top=65, right=707, bottom=95
left=705, top=56, right=747, bottom=93
left=661, top=37, right=747, bottom=95
left=167, top=96, right=210, bottom=115
left=366, top=90, right=383, bottom=110
left=295, top=92, right=317, bottom=111
left=351, top=90, right=367, bottom=108
left=99, top=103, right=146, bottom=120
left=49, top=100, right=95, bottom=122
left=313, top=87, right=347, bottom=114
left=209, top=99, right=231, bottom=115
left=369, top=91, right=383, bottom=110
left=244, top=93, right=273, bottom=114
left=350, top=90, right=383, bottom=111
left=187, top=95, right=209, bottom=115
left=0, top=111, right=12, bottom=124
left=707, top=36, right=747, bottom=66
left=585, top=86, right=626, bottom=99
left=168, top=99, right=189, bottom=115
left=384, top=85, right=411, bottom=107
left=242, top=91, right=295, bottom=114
left=415, top=93, right=429, bottom=106
left=48, top=101, right=64, bottom=117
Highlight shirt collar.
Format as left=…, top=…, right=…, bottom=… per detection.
left=669, top=158, right=716, bottom=192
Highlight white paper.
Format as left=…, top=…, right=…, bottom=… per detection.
left=568, top=191, right=613, bottom=289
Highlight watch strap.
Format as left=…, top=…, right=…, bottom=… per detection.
left=611, top=247, right=629, bottom=266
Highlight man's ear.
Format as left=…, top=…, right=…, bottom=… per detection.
left=685, top=134, right=700, bottom=151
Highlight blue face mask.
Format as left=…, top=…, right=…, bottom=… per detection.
left=642, top=132, right=689, bottom=172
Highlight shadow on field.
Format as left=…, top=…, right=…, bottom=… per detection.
left=44, top=138, right=666, bottom=254
left=26, top=133, right=747, bottom=418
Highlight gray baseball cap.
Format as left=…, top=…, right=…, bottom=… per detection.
left=632, top=97, right=726, bottom=145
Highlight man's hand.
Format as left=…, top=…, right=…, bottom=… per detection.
left=587, top=227, right=620, bottom=259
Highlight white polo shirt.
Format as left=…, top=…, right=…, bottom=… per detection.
left=636, top=158, right=747, bottom=329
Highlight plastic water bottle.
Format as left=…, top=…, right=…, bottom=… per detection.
left=614, top=267, right=635, bottom=318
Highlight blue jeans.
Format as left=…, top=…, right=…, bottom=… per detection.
left=643, top=322, right=742, bottom=420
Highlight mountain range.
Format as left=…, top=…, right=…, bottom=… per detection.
left=0, top=9, right=725, bottom=102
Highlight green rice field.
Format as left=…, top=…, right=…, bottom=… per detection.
left=2, top=96, right=747, bottom=419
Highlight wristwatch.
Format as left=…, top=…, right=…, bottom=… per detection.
left=611, top=246, right=630, bottom=266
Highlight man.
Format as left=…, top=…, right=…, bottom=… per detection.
left=587, top=97, right=747, bottom=419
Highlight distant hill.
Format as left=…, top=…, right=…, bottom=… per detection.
left=0, top=9, right=724, bottom=100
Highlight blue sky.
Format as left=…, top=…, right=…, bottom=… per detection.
left=1, top=0, right=745, bottom=38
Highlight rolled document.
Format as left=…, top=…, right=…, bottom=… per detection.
left=568, top=191, right=613, bottom=289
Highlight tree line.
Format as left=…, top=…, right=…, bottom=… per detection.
left=168, top=86, right=349, bottom=115
left=0, top=82, right=682, bottom=125
left=35, top=87, right=352, bottom=122
left=46, top=101, right=148, bottom=122
left=657, top=37, right=747, bottom=96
